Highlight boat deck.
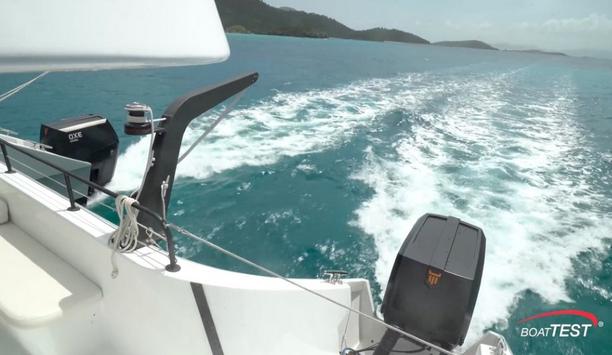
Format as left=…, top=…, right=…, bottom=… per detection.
left=0, top=221, right=101, bottom=327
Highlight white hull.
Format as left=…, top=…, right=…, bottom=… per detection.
left=0, top=162, right=510, bottom=355
left=0, top=163, right=378, bottom=355
left=0, top=0, right=513, bottom=352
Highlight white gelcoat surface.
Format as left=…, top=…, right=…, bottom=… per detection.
left=0, top=0, right=229, bottom=73
left=0, top=161, right=511, bottom=355
left=0, top=163, right=374, bottom=355
left=0, top=222, right=101, bottom=327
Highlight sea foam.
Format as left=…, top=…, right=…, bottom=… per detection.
left=108, top=71, right=611, bottom=345
left=351, top=72, right=611, bottom=342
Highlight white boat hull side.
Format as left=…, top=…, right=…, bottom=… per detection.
left=0, top=164, right=375, bottom=355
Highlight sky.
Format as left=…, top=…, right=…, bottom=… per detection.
left=265, top=0, right=612, bottom=57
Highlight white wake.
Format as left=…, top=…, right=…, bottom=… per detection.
left=351, top=72, right=611, bottom=341
left=108, top=71, right=611, bottom=343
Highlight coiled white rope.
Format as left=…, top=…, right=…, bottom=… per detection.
left=109, top=195, right=140, bottom=278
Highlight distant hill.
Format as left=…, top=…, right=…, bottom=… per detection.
left=216, top=0, right=429, bottom=43
left=507, top=49, right=567, bottom=56
left=356, top=28, right=428, bottom=44
left=433, top=40, right=498, bottom=50
left=216, top=0, right=571, bottom=57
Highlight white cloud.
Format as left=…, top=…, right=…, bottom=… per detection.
left=530, top=13, right=612, bottom=34
left=513, top=13, right=612, bottom=51
left=438, top=13, right=612, bottom=52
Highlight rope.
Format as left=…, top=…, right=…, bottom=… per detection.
left=1, top=152, right=169, bottom=246
left=340, top=309, right=352, bottom=350
left=132, top=106, right=156, bottom=200
left=109, top=195, right=140, bottom=278
left=177, top=89, right=245, bottom=164
left=0, top=124, right=458, bottom=354
left=0, top=143, right=177, bottom=267
left=0, top=71, right=49, bottom=104
left=168, top=223, right=457, bottom=355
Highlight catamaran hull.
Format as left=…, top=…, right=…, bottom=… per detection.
left=0, top=161, right=510, bottom=355
left=0, top=165, right=382, bottom=355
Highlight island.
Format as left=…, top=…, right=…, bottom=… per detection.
left=506, top=49, right=567, bottom=56
left=433, top=40, right=498, bottom=50
left=216, top=0, right=570, bottom=57
left=216, top=0, right=429, bottom=44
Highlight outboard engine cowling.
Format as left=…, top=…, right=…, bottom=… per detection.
left=40, top=115, right=119, bottom=191
left=376, top=213, right=485, bottom=353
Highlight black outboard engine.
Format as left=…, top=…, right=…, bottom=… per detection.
left=40, top=115, right=119, bottom=193
left=375, top=213, right=485, bottom=353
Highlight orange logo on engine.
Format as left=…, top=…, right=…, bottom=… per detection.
left=426, top=269, right=442, bottom=287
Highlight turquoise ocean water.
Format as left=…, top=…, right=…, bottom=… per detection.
left=1, top=34, right=611, bottom=354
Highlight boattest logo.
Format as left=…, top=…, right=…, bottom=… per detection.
left=518, top=310, right=603, bottom=338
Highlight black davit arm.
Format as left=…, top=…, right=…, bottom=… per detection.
left=137, top=72, right=259, bottom=239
